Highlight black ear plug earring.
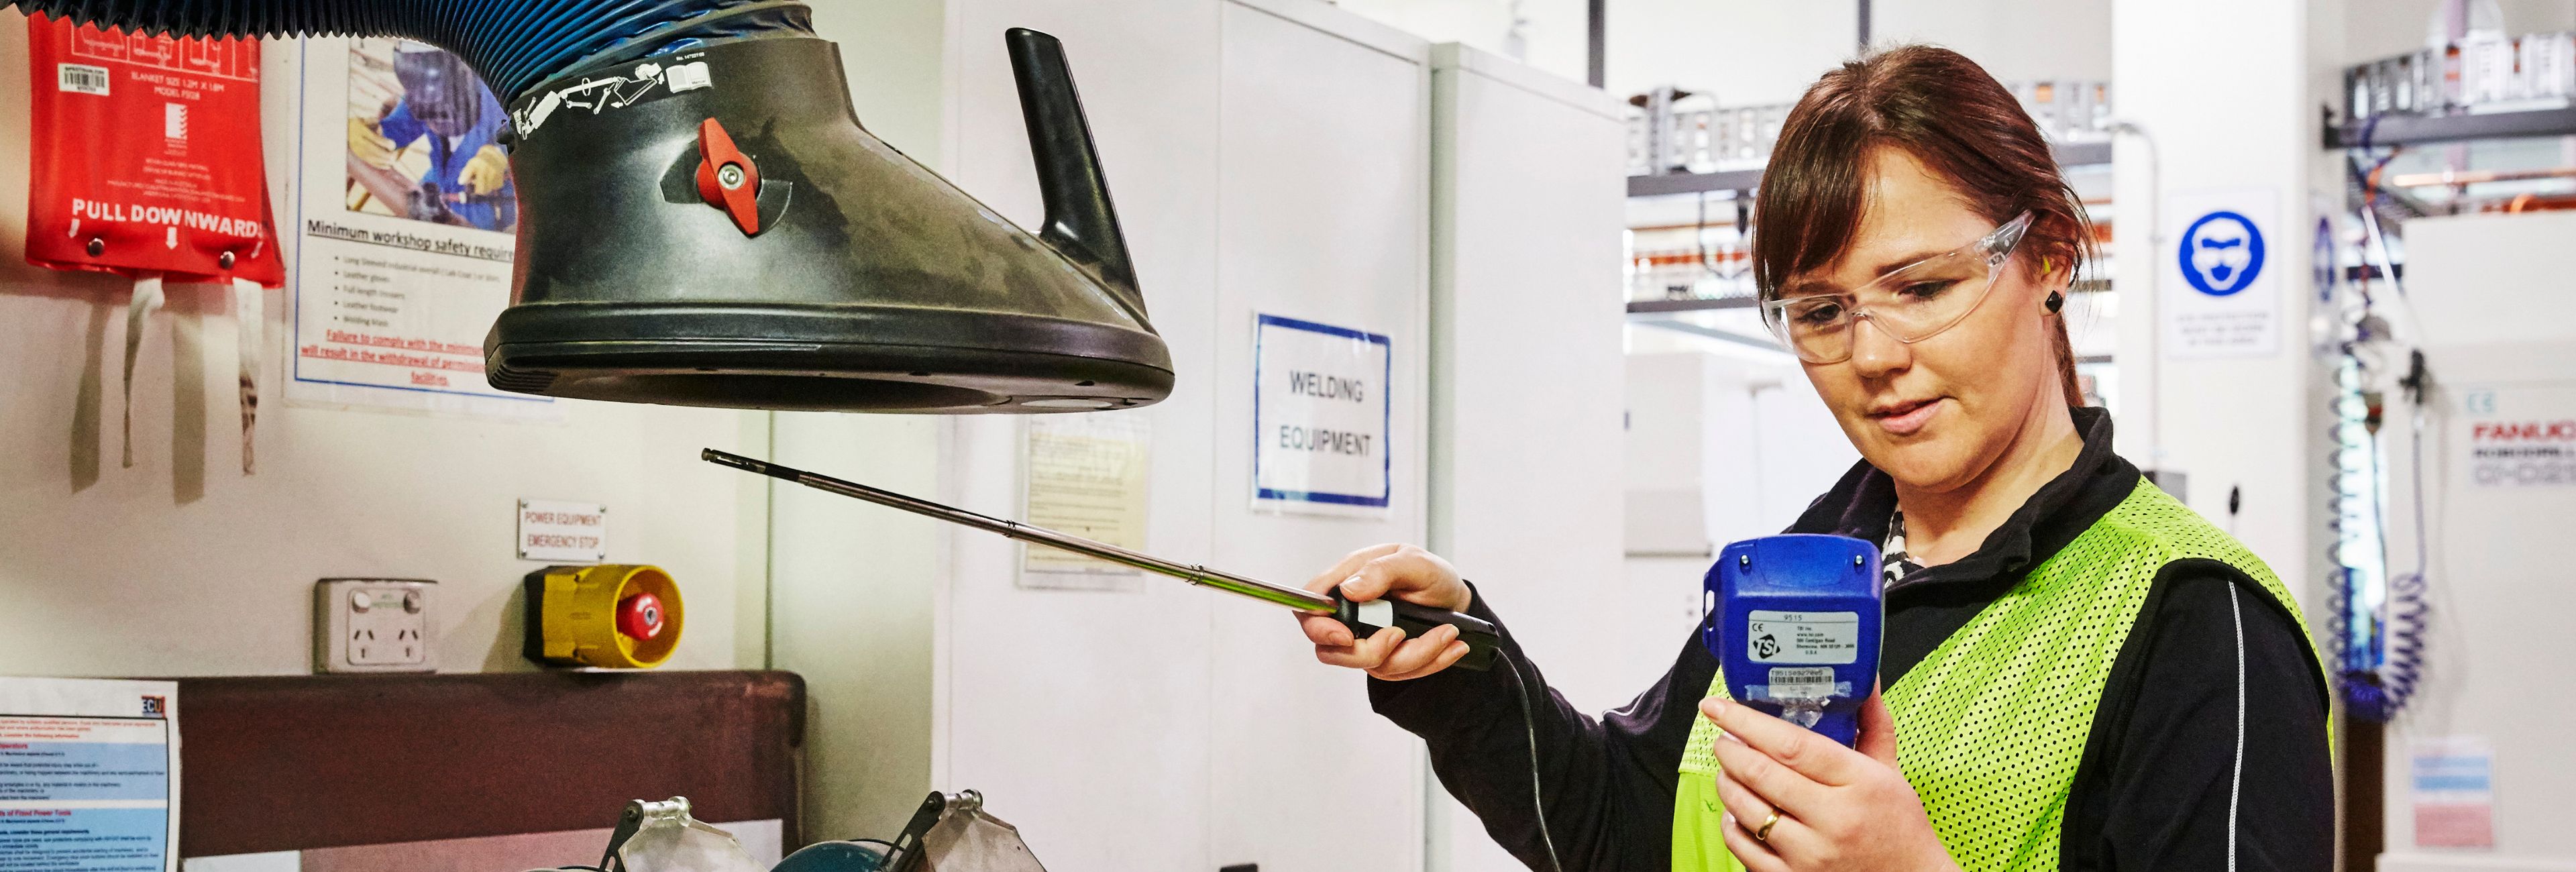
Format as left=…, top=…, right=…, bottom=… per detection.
left=2044, top=290, right=2065, bottom=313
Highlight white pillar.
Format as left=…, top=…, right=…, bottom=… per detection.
left=2112, top=0, right=2335, bottom=627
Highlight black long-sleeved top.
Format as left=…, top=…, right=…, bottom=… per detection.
left=1371, top=408, right=2332, bottom=871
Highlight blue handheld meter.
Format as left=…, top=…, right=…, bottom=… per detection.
left=1703, top=535, right=1884, bottom=747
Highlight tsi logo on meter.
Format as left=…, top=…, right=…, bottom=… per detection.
left=1746, top=610, right=1861, bottom=663
left=1703, top=535, right=1884, bottom=747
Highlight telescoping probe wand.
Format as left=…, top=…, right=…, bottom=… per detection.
left=700, top=449, right=1499, bottom=670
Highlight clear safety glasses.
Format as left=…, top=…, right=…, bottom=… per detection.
left=1759, top=211, right=2035, bottom=365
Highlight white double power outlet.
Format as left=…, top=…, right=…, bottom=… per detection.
left=313, top=579, right=437, bottom=673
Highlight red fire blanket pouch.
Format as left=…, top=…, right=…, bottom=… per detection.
left=24, top=13, right=282, bottom=473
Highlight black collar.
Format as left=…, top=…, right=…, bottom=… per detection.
left=1787, top=406, right=2139, bottom=596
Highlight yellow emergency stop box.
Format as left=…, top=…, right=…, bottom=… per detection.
left=522, top=563, right=684, bottom=669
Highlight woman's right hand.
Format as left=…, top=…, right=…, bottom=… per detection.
left=1296, top=544, right=1477, bottom=681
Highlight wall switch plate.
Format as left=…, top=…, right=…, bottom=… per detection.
left=313, top=579, right=437, bottom=673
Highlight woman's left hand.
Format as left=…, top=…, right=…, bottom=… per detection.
left=1699, top=688, right=1961, bottom=872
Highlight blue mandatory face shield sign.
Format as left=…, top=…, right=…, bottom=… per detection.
left=2178, top=210, right=2267, bottom=296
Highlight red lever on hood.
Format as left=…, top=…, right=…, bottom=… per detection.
left=694, top=118, right=763, bottom=235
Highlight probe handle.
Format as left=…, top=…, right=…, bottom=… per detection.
left=1330, top=589, right=1501, bottom=671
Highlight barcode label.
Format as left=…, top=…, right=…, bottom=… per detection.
left=1765, top=667, right=1838, bottom=697
left=58, top=63, right=109, bottom=96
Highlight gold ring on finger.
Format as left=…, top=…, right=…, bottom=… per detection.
left=1754, top=812, right=1780, bottom=842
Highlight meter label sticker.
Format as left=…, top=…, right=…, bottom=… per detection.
left=1746, top=610, right=1860, bottom=664
left=1764, top=667, right=1841, bottom=700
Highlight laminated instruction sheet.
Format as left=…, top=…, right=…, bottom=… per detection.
left=0, top=677, right=180, bottom=872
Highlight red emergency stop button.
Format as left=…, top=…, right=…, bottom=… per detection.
left=694, top=117, right=763, bottom=235
left=616, top=592, right=667, bottom=641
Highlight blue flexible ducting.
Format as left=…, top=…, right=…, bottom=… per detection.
left=5, top=0, right=812, bottom=102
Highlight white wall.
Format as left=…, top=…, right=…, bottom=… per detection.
left=1604, top=1, right=1856, bottom=104
left=0, top=14, right=761, bottom=679
left=763, top=1, right=953, bottom=844
left=1607, top=0, right=2114, bottom=101
left=1622, top=351, right=1855, bottom=552
left=930, top=0, right=1227, bottom=869
left=1334, top=0, right=2114, bottom=105
left=2343, top=0, right=2576, bottom=62
left=2111, top=0, right=2326, bottom=623
left=1334, top=0, right=1593, bottom=83
left=1872, top=0, right=2113, bottom=83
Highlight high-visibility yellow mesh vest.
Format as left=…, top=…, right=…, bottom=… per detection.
left=1671, top=479, right=2320, bottom=871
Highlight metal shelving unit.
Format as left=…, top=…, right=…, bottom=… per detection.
left=1624, top=296, right=1757, bottom=314
left=2324, top=105, right=2576, bottom=149
left=1627, top=141, right=2114, bottom=198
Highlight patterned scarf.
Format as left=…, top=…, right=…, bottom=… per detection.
left=1881, top=509, right=1926, bottom=590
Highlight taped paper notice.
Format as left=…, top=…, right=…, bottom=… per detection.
left=2411, top=736, right=2496, bottom=849
left=120, top=278, right=166, bottom=469
left=0, top=677, right=181, bottom=872
left=234, top=279, right=262, bottom=474
left=1021, top=414, right=1152, bottom=591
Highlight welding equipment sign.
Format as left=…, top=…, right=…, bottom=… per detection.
left=1253, top=314, right=1392, bottom=516
left=2163, top=188, right=2280, bottom=359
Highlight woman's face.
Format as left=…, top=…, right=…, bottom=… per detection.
left=1784, top=147, right=2065, bottom=493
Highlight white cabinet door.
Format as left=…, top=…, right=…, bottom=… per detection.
left=1426, top=44, right=1629, bottom=872
left=1209, top=3, right=1432, bottom=871
left=935, top=1, right=1226, bottom=871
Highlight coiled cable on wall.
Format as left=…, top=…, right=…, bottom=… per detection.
left=2376, top=350, right=2432, bottom=717
left=1, top=0, right=812, bottom=102
left=2324, top=121, right=2431, bottom=721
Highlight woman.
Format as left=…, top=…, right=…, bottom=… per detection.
left=1295, top=46, right=2330, bottom=872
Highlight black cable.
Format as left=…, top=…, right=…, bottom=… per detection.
left=2327, top=121, right=2430, bottom=720
left=1496, top=649, right=1564, bottom=872
left=1696, top=191, right=1714, bottom=293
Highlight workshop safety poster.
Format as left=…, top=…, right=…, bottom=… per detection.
left=283, top=38, right=559, bottom=421
left=0, top=677, right=180, bottom=872
left=1252, top=314, right=1393, bottom=518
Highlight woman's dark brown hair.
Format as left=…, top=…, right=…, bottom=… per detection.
left=1752, top=44, right=2092, bottom=405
